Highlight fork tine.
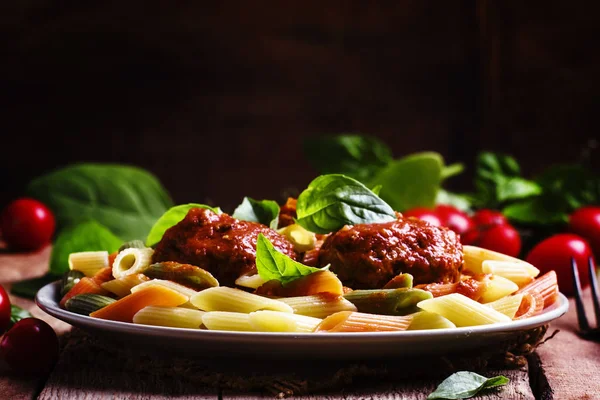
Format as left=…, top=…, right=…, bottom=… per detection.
left=587, top=256, right=600, bottom=328
left=572, top=257, right=590, bottom=332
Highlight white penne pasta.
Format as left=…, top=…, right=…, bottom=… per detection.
left=482, top=260, right=536, bottom=287
left=249, top=311, right=322, bottom=333
left=68, top=251, right=109, bottom=277
left=417, top=293, right=511, bottom=327
left=201, top=311, right=254, bottom=332
left=278, top=294, right=357, bottom=318
left=316, top=311, right=412, bottom=332
left=234, top=274, right=267, bottom=290
left=190, top=287, right=293, bottom=313
left=132, top=306, right=205, bottom=329
left=100, top=274, right=149, bottom=298
left=112, top=248, right=154, bottom=278
left=479, top=275, right=519, bottom=303
left=485, top=293, right=524, bottom=319
left=407, top=311, right=456, bottom=330
left=463, top=245, right=539, bottom=277
left=131, top=279, right=197, bottom=299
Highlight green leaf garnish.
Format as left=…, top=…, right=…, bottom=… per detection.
left=427, top=371, right=509, bottom=399
left=10, top=274, right=57, bottom=299
left=255, top=233, right=324, bottom=284
left=49, top=221, right=122, bottom=276
left=295, top=174, right=396, bottom=234
left=146, top=203, right=221, bottom=246
left=232, top=197, right=280, bottom=229
left=27, top=163, right=173, bottom=241
left=9, top=305, right=33, bottom=328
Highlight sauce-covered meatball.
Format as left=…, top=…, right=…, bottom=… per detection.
left=317, top=216, right=463, bottom=289
left=152, top=208, right=297, bottom=286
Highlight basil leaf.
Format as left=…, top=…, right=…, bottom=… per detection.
left=496, top=177, right=542, bottom=202
left=368, top=152, right=444, bottom=211
left=427, top=371, right=509, bottom=399
left=10, top=305, right=32, bottom=327
left=435, top=190, right=473, bottom=213
left=50, top=221, right=122, bottom=276
left=27, top=163, right=173, bottom=241
left=146, top=203, right=221, bottom=246
left=441, top=163, right=465, bottom=180
left=232, top=197, right=280, bottom=229
left=296, top=174, right=396, bottom=234
left=10, top=273, right=57, bottom=299
left=503, top=197, right=569, bottom=225
left=370, top=185, right=383, bottom=196
left=255, top=233, right=324, bottom=284
left=303, top=134, right=392, bottom=182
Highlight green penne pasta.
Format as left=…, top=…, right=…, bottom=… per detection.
left=343, top=288, right=433, bottom=316
left=68, top=251, right=109, bottom=277
left=118, top=240, right=148, bottom=252
left=190, top=287, right=293, bottom=313
left=407, top=311, right=456, bottom=330
left=132, top=306, right=205, bottom=329
left=278, top=294, right=357, bottom=318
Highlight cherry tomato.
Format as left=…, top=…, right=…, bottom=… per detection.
left=0, top=285, right=10, bottom=333
left=568, top=206, right=600, bottom=260
left=0, top=317, right=59, bottom=375
left=525, top=233, right=595, bottom=297
left=402, top=207, right=442, bottom=227
left=434, top=204, right=473, bottom=235
left=0, top=198, right=55, bottom=251
left=463, top=223, right=521, bottom=258
left=471, top=209, right=507, bottom=227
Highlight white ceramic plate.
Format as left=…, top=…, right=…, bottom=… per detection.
left=36, top=281, right=569, bottom=360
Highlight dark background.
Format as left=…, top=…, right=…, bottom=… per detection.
left=1, top=1, right=598, bottom=212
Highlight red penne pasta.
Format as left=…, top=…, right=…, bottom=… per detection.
left=91, top=266, right=114, bottom=285
left=514, top=290, right=545, bottom=320
left=515, top=270, right=558, bottom=308
left=60, top=277, right=109, bottom=308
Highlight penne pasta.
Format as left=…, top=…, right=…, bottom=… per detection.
left=190, top=287, right=293, bottom=313
left=201, top=311, right=254, bottom=332
left=277, top=223, right=317, bottom=252
left=131, top=279, right=198, bottom=299
left=316, top=311, right=413, bottom=332
left=91, top=267, right=115, bottom=285
left=343, top=288, right=433, bottom=315
left=60, top=277, right=110, bottom=308
left=514, top=291, right=545, bottom=320
left=132, top=306, right=205, bottom=329
left=482, top=260, right=535, bottom=287
left=485, top=293, right=524, bottom=319
left=417, top=293, right=511, bottom=327
left=515, top=270, right=558, bottom=308
left=101, top=274, right=150, bottom=298
left=112, top=247, right=154, bottom=278
left=479, top=275, right=519, bottom=303
left=416, top=282, right=459, bottom=298
left=235, top=274, right=267, bottom=290
left=68, top=251, right=109, bottom=277
left=278, top=294, right=357, bottom=318
left=249, top=310, right=322, bottom=333
left=463, top=245, right=540, bottom=277
left=407, top=311, right=456, bottom=330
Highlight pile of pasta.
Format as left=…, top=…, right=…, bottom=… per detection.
left=58, top=242, right=559, bottom=333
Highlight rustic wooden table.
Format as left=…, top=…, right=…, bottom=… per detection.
left=1, top=245, right=599, bottom=400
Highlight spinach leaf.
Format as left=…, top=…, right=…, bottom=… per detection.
left=49, top=221, right=122, bottom=275
left=232, top=197, right=280, bottom=229
left=428, top=371, right=509, bottom=399
left=146, top=203, right=221, bottom=246
left=368, top=152, right=444, bottom=211
left=303, top=134, right=392, bottom=182
left=27, top=163, right=173, bottom=241
left=10, top=274, right=57, bottom=299
left=296, top=174, right=396, bottom=234
left=10, top=305, right=33, bottom=328
left=255, top=233, right=324, bottom=284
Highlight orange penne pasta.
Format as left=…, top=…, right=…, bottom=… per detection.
left=315, top=311, right=412, bottom=332
left=108, top=251, right=118, bottom=268
left=91, top=267, right=114, bottom=285
left=256, top=270, right=344, bottom=297
left=416, top=276, right=488, bottom=301
left=60, top=277, right=109, bottom=308
left=515, top=270, right=558, bottom=308
left=415, top=282, right=458, bottom=297
left=514, top=291, right=544, bottom=320
left=89, top=285, right=188, bottom=322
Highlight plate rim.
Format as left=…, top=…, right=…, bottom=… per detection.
left=35, top=280, right=570, bottom=341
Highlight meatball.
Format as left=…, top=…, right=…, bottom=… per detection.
left=317, top=217, right=463, bottom=289
left=152, top=208, right=297, bottom=286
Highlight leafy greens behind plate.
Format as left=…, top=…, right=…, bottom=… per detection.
left=232, top=197, right=280, bottom=229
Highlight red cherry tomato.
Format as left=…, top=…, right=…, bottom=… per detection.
left=0, top=317, right=59, bottom=375
left=463, top=223, right=521, bottom=258
left=471, top=209, right=507, bottom=227
left=434, top=204, right=473, bottom=235
left=402, top=207, right=442, bottom=227
left=568, top=206, right=600, bottom=260
left=525, top=233, right=595, bottom=297
left=0, top=198, right=55, bottom=251
left=0, top=285, right=10, bottom=332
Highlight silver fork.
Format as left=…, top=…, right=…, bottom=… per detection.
left=571, top=256, right=600, bottom=341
